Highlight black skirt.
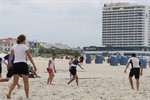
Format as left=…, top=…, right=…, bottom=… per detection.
left=13, top=62, right=29, bottom=75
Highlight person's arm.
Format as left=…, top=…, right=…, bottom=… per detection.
left=124, top=62, right=130, bottom=73
left=69, top=61, right=72, bottom=67
left=78, top=64, right=84, bottom=70
left=53, top=64, right=56, bottom=73
left=3, top=59, right=8, bottom=65
left=3, top=55, right=8, bottom=65
left=26, top=50, right=37, bottom=72
left=8, top=50, right=14, bottom=69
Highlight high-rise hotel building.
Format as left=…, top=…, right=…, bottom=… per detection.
left=102, top=3, right=150, bottom=47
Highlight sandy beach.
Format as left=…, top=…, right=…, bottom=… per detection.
left=0, top=58, right=150, bottom=100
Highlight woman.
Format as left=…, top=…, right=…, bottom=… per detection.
left=68, top=56, right=84, bottom=85
left=7, top=34, right=37, bottom=99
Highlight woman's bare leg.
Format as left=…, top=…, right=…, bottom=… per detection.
left=7, top=75, right=19, bottom=99
left=22, top=74, right=29, bottom=98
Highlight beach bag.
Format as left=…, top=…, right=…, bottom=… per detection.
left=47, top=67, right=53, bottom=73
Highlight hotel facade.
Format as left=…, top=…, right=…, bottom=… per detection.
left=83, top=3, right=150, bottom=56
left=102, top=3, right=150, bottom=47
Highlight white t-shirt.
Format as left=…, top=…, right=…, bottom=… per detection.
left=128, top=57, right=141, bottom=68
left=11, top=44, right=29, bottom=63
left=49, top=58, right=55, bottom=69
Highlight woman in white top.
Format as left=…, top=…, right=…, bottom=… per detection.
left=47, top=53, right=56, bottom=85
left=7, top=34, right=37, bottom=99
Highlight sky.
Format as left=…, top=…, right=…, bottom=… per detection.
left=0, top=0, right=150, bottom=48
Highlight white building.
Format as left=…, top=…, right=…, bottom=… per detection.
left=102, top=3, right=150, bottom=47
left=0, top=38, right=41, bottom=54
left=0, top=38, right=16, bottom=53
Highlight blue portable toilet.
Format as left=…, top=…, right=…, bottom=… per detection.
left=86, top=54, right=91, bottom=64
left=110, top=55, right=118, bottom=66
left=95, top=54, right=103, bottom=64
left=120, top=56, right=129, bottom=65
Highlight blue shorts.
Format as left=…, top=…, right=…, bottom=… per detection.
left=69, top=66, right=76, bottom=76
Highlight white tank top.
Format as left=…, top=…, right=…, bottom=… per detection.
left=49, top=58, right=55, bottom=68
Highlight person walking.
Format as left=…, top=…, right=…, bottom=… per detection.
left=124, top=53, right=143, bottom=90
left=7, top=34, right=37, bottom=99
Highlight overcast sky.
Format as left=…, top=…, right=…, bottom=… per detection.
left=0, top=0, right=149, bottom=48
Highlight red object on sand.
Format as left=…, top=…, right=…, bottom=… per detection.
left=47, top=67, right=53, bottom=73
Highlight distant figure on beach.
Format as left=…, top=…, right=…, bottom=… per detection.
left=0, top=57, right=2, bottom=79
left=47, top=53, right=57, bottom=85
left=124, top=53, right=143, bottom=90
left=3, top=54, right=21, bottom=88
left=7, top=34, right=37, bottom=99
left=68, top=56, right=84, bottom=85
left=68, top=57, right=73, bottom=79
left=79, top=56, right=84, bottom=65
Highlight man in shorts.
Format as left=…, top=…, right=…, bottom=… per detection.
left=124, top=53, right=143, bottom=90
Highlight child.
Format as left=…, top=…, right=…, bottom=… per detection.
left=47, top=53, right=57, bottom=85
left=124, top=53, right=143, bottom=90
left=68, top=56, right=84, bottom=85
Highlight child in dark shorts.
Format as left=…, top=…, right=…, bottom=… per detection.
left=68, top=56, right=84, bottom=85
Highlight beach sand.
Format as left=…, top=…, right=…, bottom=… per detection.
left=0, top=58, right=150, bottom=100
